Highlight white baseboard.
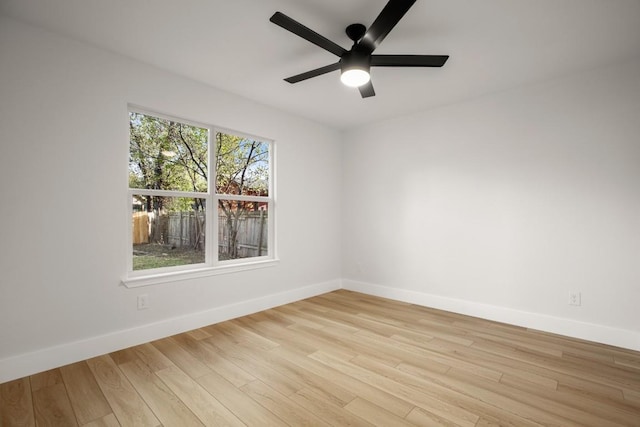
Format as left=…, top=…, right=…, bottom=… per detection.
left=342, top=279, right=640, bottom=352
left=2, top=278, right=638, bottom=383
left=0, top=279, right=341, bottom=383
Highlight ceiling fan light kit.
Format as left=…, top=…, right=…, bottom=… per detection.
left=340, top=68, right=370, bottom=87
left=270, top=0, right=449, bottom=98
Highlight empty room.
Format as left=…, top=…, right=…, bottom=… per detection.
left=1, top=0, right=639, bottom=425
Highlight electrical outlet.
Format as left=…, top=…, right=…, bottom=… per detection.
left=569, top=291, right=581, bottom=306
left=137, top=294, right=149, bottom=310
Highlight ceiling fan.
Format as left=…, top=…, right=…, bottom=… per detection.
left=270, top=0, right=449, bottom=98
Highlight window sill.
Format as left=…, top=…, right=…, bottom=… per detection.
left=121, top=259, right=279, bottom=288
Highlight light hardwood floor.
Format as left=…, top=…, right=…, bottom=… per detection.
left=1, top=290, right=639, bottom=426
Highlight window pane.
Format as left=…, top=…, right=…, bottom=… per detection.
left=132, top=195, right=206, bottom=270
left=129, top=112, right=208, bottom=192
left=215, top=132, right=269, bottom=196
left=218, top=200, right=268, bottom=260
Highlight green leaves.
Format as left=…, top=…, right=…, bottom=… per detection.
left=129, top=112, right=208, bottom=193
left=215, top=132, right=269, bottom=196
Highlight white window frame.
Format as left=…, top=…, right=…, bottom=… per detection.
left=123, top=106, right=277, bottom=288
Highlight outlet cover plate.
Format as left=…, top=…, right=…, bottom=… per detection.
left=137, top=294, right=149, bottom=310
left=569, top=291, right=581, bottom=306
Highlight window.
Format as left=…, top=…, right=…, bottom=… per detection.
left=126, top=108, right=274, bottom=285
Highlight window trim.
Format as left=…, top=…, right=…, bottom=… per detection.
left=123, top=106, right=277, bottom=287
left=121, top=259, right=279, bottom=288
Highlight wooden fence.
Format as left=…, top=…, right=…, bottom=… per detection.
left=167, top=211, right=206, bottom=250
left=132, top=210, right=267, bottom=258
left=132, top=212, right=149, bottom=244
left=218, top=211, right=268, bottom=259
left=132, top=211, right=204, bottom=248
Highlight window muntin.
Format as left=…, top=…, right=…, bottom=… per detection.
left=128, top=108, right=273, bottom=279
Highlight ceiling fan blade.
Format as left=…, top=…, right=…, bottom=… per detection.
left=358, top=81, right=376, bottom=98
left=270, top=12, right=347, bottom=57
left=371, top=54, right=449, bottom=67
left=284, top=62, right=341, bottom=84
left=359, top=0, right=416, bottom=54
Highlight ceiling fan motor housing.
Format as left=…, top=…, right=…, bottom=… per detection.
left=340, top=49, right=371, bottom=74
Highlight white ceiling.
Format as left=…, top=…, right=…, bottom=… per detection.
left=2, top=0, right=640, bottom=130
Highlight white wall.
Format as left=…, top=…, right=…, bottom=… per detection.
left=0, top=16, right=342, bottom=382
left=342, top=58, right=640, bottom=350
left=2, top=13, right=639, bottom=384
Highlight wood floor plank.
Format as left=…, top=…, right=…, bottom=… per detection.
left=108, top=349, right=136, bottom=366
left=155, top=365, right=244, bottom=426
left=344, top=397, right=415, bottom=427
left=405, top=359, right=573, bottom=426
left=122, top=343, right=174, bottom=372
left=81, top=413, right=120, bottom=427
left=557, top=375, right=625, bottom=401
left=86, top=355, right=160, bottom=427
left=32, top=383, right=78, bottom=427
left=171, top=333, right=256, bottom=387
left=501, top=373, right=640, bottom=426
left=311, top=350, right=479, bottom=426
left=272, top=305, right=326, bottom=330
left=472, top=415, right=540, bottom=427
left=60, top=362, right=111, bottom=425
left=614, top=355, right=640, bottom=371
left=623, top=388, right=640, bottom=404
left=446, top=364, right=624, bottom=427
left=29, top=369, right=63, bottom=392
left=196, top=371, right=287, bottom=426
left=531, top=329, right=638, bottom=361
left=395, top=362, right=544, bottom=427
left=207, top=320, right=280, bottom=352
left=0, top=377, right=35, bottom=427
left=269, top=346, right=414, bottom=417
left=118, top=358, right=203, bottom=426
left=151, top=337, right=212, bottom=379
left=2, top=290, right=639, bottom=427
left=203, top=328, right=306, bottom=396
left=290, top=386, right=375, bottom=427
left=405, top=406, right=467, bottom=427
left=412, top=337, right=558, bottom=389
left=472, top=337, right=640, bottom=394
left=561, top=352, right=640, bottom=390
left=356, top=354, right=523, bottom=426
left=240, top=379, right=331, bottom=426
left=238, top=314, right=357, bottom=360
left=243, top=308, right=295, bottom=328
left=384, top=316, right=475, bottom=347
left=304, top=301, right=417, bottom=340
left=272, top=348, right=413, bottom=416
left=302, top=324, right=404, bottom=368
left=412, top=336, right=558, bottom=389
left=283, top=301, right=361, bottom=333
left=368, top=331, right=504, bottom=383
left=185, top=328, right=212, bottom=341
left=259, top=346, right=357, bottom=406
